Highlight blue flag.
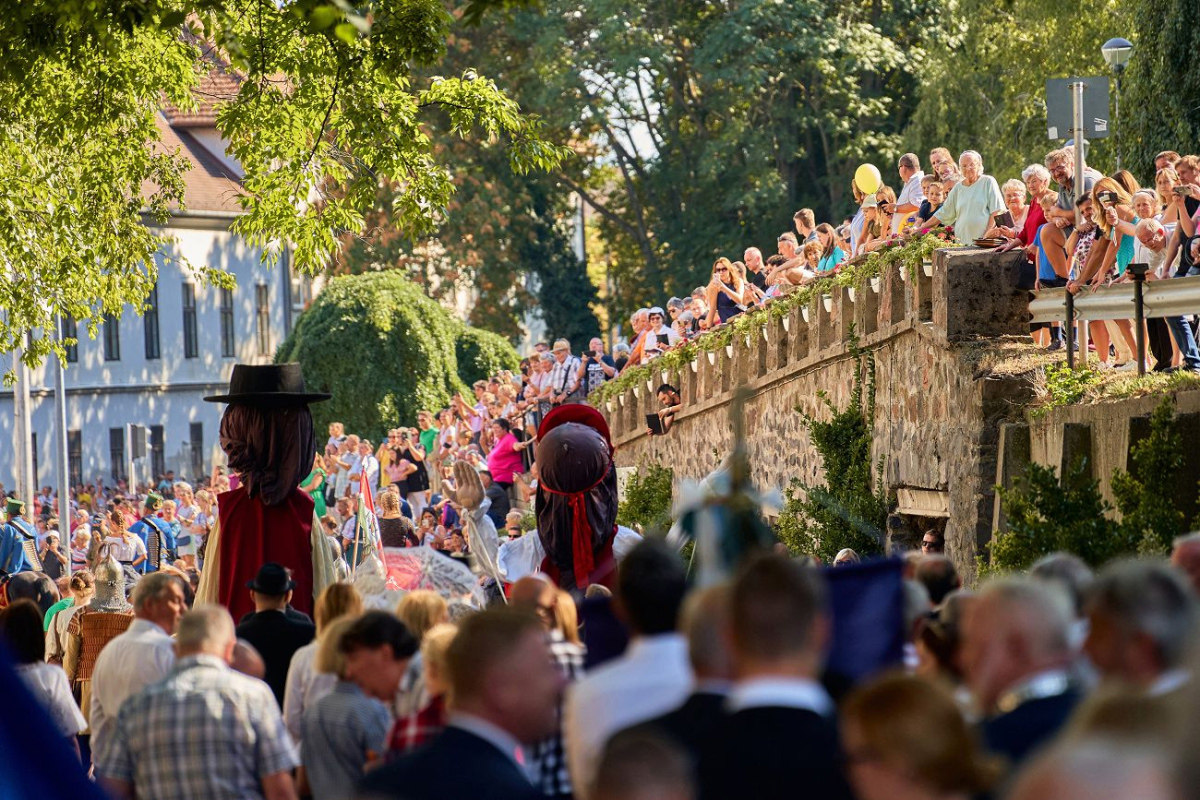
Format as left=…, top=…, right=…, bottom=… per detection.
left=0, top=640, right=107, bottom=800
left=822, top=557, right=906, bottom=690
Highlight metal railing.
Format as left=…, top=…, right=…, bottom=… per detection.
left=1028, top=272, right=1200, bottom=373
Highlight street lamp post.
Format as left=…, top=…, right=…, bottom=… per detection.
left=1101, top=37, right=1133, bottom=171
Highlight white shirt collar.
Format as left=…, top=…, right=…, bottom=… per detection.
left=448, top=712, right=529, bottom=774
left=127, top=618, right=171, bottom=639
left=727, top=676, right=833, bottom=717
left=625, top=633, right=689, bottom=661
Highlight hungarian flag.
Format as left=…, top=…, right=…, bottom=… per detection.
left=351, top=471, right=380, bottom=568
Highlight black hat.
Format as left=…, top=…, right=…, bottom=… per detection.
left=245, top=562, right=296, bottom=595
left=204, top=363, right=331, bottom=405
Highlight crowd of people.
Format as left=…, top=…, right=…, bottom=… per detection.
left=6, top=515, right=1200, bottom=800
left=609, top=146, right=1200, bottom=377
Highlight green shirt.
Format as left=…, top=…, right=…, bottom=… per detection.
left=418, top=426, right=439, bottom=455
left=43, top=596, right=74, bottom=631
left=934, top=175, right=1004, bottom=244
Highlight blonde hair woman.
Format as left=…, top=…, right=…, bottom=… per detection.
left=841, top=673, right=999, bottom=800
left=283, top=583, right=363, bottom=744
left=553, top=589, right=582, bottom=646
left=394, top=591, right=451, bottom=716
left=1079, top=177, right=1142, bottom=369
left=705, top=257, right=745, bottom=327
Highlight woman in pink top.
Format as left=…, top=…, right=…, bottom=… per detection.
left=485, top=419, right=526, bottom=489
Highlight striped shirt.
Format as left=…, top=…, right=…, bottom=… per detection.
left=98, top=654, right=298, bottom=799
left=301, top=680, right=391, bottom=800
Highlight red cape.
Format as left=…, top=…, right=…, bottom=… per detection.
left=217, top=487, right=315, bottom=622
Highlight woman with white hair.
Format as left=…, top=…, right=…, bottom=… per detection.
left=925, top=150, right=1005, bottom=243
left=986, top=179, right=1030, bottom=239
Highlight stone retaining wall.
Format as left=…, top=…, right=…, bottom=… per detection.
left=602, top=248, right=1033, bottom=578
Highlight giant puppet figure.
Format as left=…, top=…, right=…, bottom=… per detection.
left=195, top=364, right=336, bottom=622
left=534, top=405, right=620, bottom=592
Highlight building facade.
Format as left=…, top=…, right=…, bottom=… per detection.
left=1, top=85, right=315, bottom=493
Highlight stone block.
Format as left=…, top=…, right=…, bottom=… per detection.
left=833, top=286, right=854, bottom=343
left=914, top=260, right=934, bottom=323
left=880, top=261, right=906, bottom=327
left=856, top=282, right=880, bottom=338
left=934, top=248, right=1029, bottom=339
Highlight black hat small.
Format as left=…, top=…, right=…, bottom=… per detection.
left=245, top=562, right=296, bottom=595
left=204, top=363, right=331, bottom=405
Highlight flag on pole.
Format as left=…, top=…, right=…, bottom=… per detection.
left=351, top=471, right=380, bottom=569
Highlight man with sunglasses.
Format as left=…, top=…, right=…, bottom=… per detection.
left=920, top=529, right=945, bottom=554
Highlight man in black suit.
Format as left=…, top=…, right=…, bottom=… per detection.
left=359, top=608, right=564, bottom=800
left=234, top=562, right=316, bottom=707
left=697, top=555, right=854, bottom=800
left=961, top=577, right=1081, bottom=772
left=631, top=584, right=733, bottom=763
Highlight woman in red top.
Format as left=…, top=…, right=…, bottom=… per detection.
left=997, top=164, right=1051, bottom=260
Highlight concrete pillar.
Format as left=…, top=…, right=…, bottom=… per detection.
left=992, top=422, right=1031, bottom=533
left=1060, top=422, right=1094, bottom=479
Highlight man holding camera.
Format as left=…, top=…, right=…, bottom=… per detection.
left=576, top=337, right=616, bottom=399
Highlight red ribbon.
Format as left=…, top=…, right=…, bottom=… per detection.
left=540, top=462, right=611, bottom=589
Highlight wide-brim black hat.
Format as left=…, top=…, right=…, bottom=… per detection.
left=204, top=363, right=331, bottom=405
left=245, top=562, right=296, bottom=595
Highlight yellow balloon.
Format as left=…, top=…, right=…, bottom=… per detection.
left=854, top=164, right=882, bottom=195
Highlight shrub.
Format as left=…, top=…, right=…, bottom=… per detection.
left=278, top=271, right=506, bottom=443
left=775, top=338, right=889, bottom=561
left=616, top=464, right=674, bottom=537
left=455, top=325, right=520, bottom=387
left=1111, top=398, right=1187, bottom=556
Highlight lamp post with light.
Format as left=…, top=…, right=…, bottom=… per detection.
left=1101, top=37, right=1133, bottom=170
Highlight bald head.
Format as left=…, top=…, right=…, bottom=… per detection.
left=680, top=584, right=733, bottom=681
left=1008, top=742, right=1178, bottom=800
left=509, top=575, right=557, bottom=631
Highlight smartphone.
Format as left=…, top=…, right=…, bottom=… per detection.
left=1172, top=186, right=1191, bottom=196
left=1097, top=191, right=1116, bottom=206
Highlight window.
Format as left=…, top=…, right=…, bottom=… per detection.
left=103, top=313, right=120, bottom=361
left=150, top=425, right=165, bottom=480
left=61, top=317, right=78, bottom=363
left=189, top=423, right=204, bottom=480
left=144, top=285, right=161, bottom=360
left=109, top=427, right=126, bottom=482
left=255, top=284, right=271, bottom=356
left=182, top=283, right=198, bottom=359
left=220, top=287, right=235, bottom=357
left=68, top=430, right=83, bottom=488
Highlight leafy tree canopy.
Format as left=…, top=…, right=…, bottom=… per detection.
left=0, top=0, right=564, bottom=379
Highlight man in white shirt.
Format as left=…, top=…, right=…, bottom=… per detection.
left=89, top=572, right=187, bottom=767
left=547, top=340, right=582, bottom=405
left=890, top=153, right=926, bottom=233
left=351, top=439, right=379, bottom=496
left=565, top=540, right=691, bottom=800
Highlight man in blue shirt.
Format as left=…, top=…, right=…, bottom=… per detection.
left=0, top=497, right=40, bottom=574
left=128, top=493, right=175, bottom=573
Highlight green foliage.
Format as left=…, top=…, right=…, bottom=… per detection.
left=1110, top=398, right=1187, bottom=556
left=1033, top=363, right=1103, bottom=418
left=991, top=459, right=1124, bottom=570
left=277, top=271, right=500, bottom=442
left=455, top=326, right=520, bottom=388
left=775, top=339, right=890, bottom=561
left=616, top=464, right=675, bottom=537
left=1122, top=0, right=1200, bottom=185
left=0, top=0, right=564, bottom=378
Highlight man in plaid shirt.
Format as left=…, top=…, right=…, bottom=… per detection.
left=511, top=576, right=586, bottom=800
left=97, top=605, right=299, bottom=800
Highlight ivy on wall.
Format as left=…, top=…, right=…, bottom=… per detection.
left=775, top=336, right=890, bottom=562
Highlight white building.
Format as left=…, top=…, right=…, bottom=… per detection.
left=0, top=71, right=314, bottom=493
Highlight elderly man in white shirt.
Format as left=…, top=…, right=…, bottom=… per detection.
left=564, top=540, right=692, bottom=800
left=889, top=152, right=926, bottom=234
left=89, top=572, right=187, bottom=767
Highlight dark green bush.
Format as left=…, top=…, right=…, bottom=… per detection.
left=456, top=325, right=521, bottom=387
left=617, top=464, right=674, bottom=537
left=278, top=271, right=516, bottom=443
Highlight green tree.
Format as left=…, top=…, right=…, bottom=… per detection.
left=277, top=270, right=516, bottom=441
left=0, top=0, right=563, bottom=378
left=1122, top=0, right=1200, bottom=179
left=616, top=464, right=675, bottom=537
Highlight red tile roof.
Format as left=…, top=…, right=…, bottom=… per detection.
left=145, top=113, right=245, bottom=215
left=162, top=59, right=241, bottom=127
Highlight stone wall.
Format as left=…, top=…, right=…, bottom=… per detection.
left=602, top=248, right=1034, bottom=578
